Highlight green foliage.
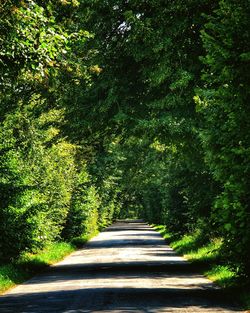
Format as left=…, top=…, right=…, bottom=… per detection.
left=80, top=0, right=249, bottom=284
left=62, top=166, right=100, bottom=240
left=172, top=235, right=222, bottom=264
left=0, top=242, right=75, bottom=294
left=154, top=225, right=238, bottom=288
left=195, top=0, right=250, bottom=276
left=0, top=0, right=249, bottom=294
left=0, top=96, right=77, bottom=258
left=0, top=0, right=120, bottom=263
left=205, top=265, right=237, bottom=288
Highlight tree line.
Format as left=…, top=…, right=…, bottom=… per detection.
left=0, top=0, right=249, bottom=281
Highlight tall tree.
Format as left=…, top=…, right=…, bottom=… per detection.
left=196, top=0, right=250, bottom=276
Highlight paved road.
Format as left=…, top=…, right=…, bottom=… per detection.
left=0, top=221, right=243, bottom=312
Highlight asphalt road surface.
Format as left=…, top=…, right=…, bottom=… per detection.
left=0, top=221, right=243, bottom=312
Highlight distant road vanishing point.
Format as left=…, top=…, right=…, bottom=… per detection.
left=0, top=220, right=243, bottom=313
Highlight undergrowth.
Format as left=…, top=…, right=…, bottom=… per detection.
left=153, top=224, right=250, bottom=310
left=0, top=232, right=97, bottom=294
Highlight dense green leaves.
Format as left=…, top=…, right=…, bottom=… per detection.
left=0, top=0, right=118, bottom=261
left=78, top=0, right=249, bottom=281
left=195, top=0, right=250, bottom=275
left=0, top=0, right=249, bottom=284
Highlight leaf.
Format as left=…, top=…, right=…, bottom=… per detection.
left=224, top=223, right=232, bottom=231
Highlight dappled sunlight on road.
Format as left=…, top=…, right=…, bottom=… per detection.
left=0, top=221, right=243, bottom=312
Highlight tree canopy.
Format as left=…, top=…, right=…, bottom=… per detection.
left=0, top=0, right=249, bottom=281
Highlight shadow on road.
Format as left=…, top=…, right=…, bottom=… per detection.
left=0, top=287, right=242, bottom=313
left=0, top=221, right=243, bottom=313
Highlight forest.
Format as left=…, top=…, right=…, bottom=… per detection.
left=0, top=0, right=249, bottom=299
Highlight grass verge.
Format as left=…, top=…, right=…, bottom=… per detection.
left=153, top=224, right=250, bottom=310
left=0, top=232, right=98, bottom=295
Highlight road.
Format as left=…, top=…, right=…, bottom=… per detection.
left=0, top=221, right=243, bottom=312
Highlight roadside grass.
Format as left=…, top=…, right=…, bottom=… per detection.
left=205, top=265, right=237, bottom=287
left=171, top=235, right=223, bottom=265
left=70, top=231, right=98, bottom=247
left=153, top=224, right=250, bottom=310
left=0, top=242, right=74, bottom=294
left=0, top=232, right=97, bottom=294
